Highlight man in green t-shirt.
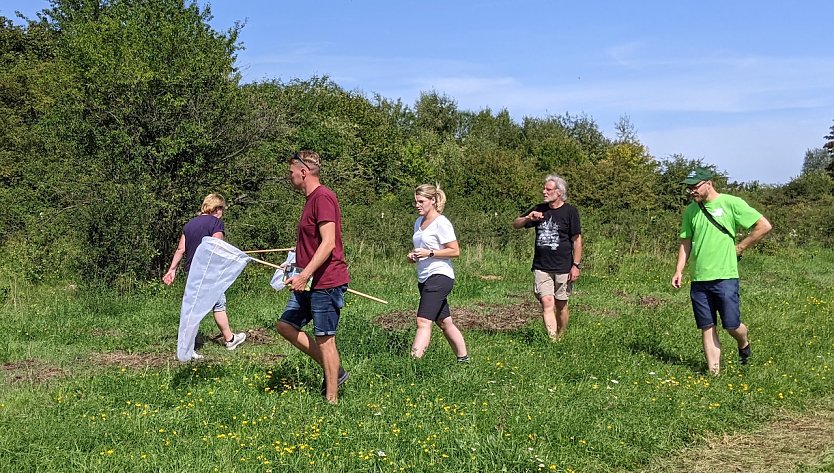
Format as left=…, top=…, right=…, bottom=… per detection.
left=671, top=167, right=772, bottom=375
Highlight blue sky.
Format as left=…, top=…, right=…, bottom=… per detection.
left=4, top=1, right=834, bottom=184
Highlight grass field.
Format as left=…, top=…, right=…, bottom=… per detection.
left=1, top=242, right=833, bottom=472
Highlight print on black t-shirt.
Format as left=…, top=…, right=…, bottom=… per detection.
left=522, top=203, right=581, bottom=274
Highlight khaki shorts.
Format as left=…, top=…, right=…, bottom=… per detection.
left=533, top=270, right=572, bottom=301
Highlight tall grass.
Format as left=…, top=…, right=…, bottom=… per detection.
left=1, top=241, right=832, bottom=472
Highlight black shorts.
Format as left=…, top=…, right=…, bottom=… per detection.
left=417, top=274, right=454, bottom=322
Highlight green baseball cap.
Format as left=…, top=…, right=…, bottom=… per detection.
left=682, top=166, right=714, bottom=185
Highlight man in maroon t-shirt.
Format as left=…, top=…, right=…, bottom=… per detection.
left=277, top=150, right=350, bottom=404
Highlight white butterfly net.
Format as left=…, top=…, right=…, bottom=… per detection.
left=176, top=236, right=251, bottom=361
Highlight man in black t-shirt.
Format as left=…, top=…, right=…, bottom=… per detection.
left=512, top=175, right=583, bottom=340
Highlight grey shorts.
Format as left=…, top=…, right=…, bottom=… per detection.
left=213, top=292, right=227, bottom=312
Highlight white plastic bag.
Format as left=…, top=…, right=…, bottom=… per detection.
left=269, top=250, right=298, bottom=291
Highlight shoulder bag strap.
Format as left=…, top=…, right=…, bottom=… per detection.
left=697, top=201, right=735, bottom=240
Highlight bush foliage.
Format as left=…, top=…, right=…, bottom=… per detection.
left=1, top=1, right=832, bottom=287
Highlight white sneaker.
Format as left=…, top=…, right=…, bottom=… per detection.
left=225, top=332, right=246, bottom=351
left=191, top=351, right=204, bottom=360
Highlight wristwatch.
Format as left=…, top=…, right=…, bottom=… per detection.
left=429, top=250, right=435, bottom=258
left=572, top=262, right=583, bottom=269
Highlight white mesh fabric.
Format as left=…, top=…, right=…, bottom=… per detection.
left=176, top=236, right=251, bottom=362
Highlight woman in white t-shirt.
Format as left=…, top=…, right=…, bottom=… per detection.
left=407, top=184, right=469, bottom=362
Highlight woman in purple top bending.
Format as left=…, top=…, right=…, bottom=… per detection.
left=163, top=193, right=246, bottom=359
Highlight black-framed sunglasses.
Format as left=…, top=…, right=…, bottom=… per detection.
left=291, top=152, right=311, bottom=171
left=686, top=180, right=708, bottom=192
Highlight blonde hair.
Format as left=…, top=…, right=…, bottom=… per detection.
left=288, top=150, right=321, bottom=176
left=200, top=193, right=226, bottom=215
left=415, top=184, right=447, bottom=213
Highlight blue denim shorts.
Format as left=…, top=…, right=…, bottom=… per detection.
left=280, top=285, right=347, bottom=336
left=690, top=279, right=741, bottom=330
left=213, top=292, right=227, bottom=312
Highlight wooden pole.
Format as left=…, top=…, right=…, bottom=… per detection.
left=248, top=256, right=281, bottom=269
left=243, top=248, right=294, bottom=254
left=342, top=288, right=388, bottom=304
left=247, top=256, right=388, bottom=304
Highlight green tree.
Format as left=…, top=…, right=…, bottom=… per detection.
left=0, top=14, right=93, bottom=282
left=614, top=115, right=638, bottom=143
left=0, top=16, right=56, bottom=243
left=274, top=77, right=414, bottom=201
left=824, top=121, right=834, bottom=178
left=2, top=0, right=251, bottom=285
left=656, top=154, right=710, bottom=211
left=801, top=148, right=831, bottom=175
left=556, top=113, right=610, bottom=163
left=413, top=91, right=459, bottom=138
left=574, top=140, right=659, bottom=213
left=464, top=108, right=522, bottom=150
left=521, top=116, right=587, bottom=173
left=783, top=172, right=834, bottom=201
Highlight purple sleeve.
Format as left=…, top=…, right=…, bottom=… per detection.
left=213, top=218, right=225, bottom=235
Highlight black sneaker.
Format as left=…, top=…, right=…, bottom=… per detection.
left=320, top=366, right=350, bottom=396
left=457, top=355, right=470, bottom=363
left=738, top=343, right=751, bottom=365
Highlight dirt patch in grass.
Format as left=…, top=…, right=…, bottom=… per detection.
left=639, top=296, right=663, bottom=308
left=372, top=311, right=412, bottom=330
left=1, top=359, right=66, bottom=385
left=258, top=353, right=287, bottom=364
left=373, top=300, right=540, bottom=331
left=612, top=289, right=667, bottom=310
left=91, top=348, right=285, bottom=369
left=207, top=327, right=275, bottom=346
left=638, top=399, right=834, bottom=472
left=244, top=328, right=275, bottom=345
left=91, top=328, right=123, bottom=338
left=2, top=332, right=287, bottom=385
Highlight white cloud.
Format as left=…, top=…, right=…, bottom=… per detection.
left=605, top=41, right=648, bottom=68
